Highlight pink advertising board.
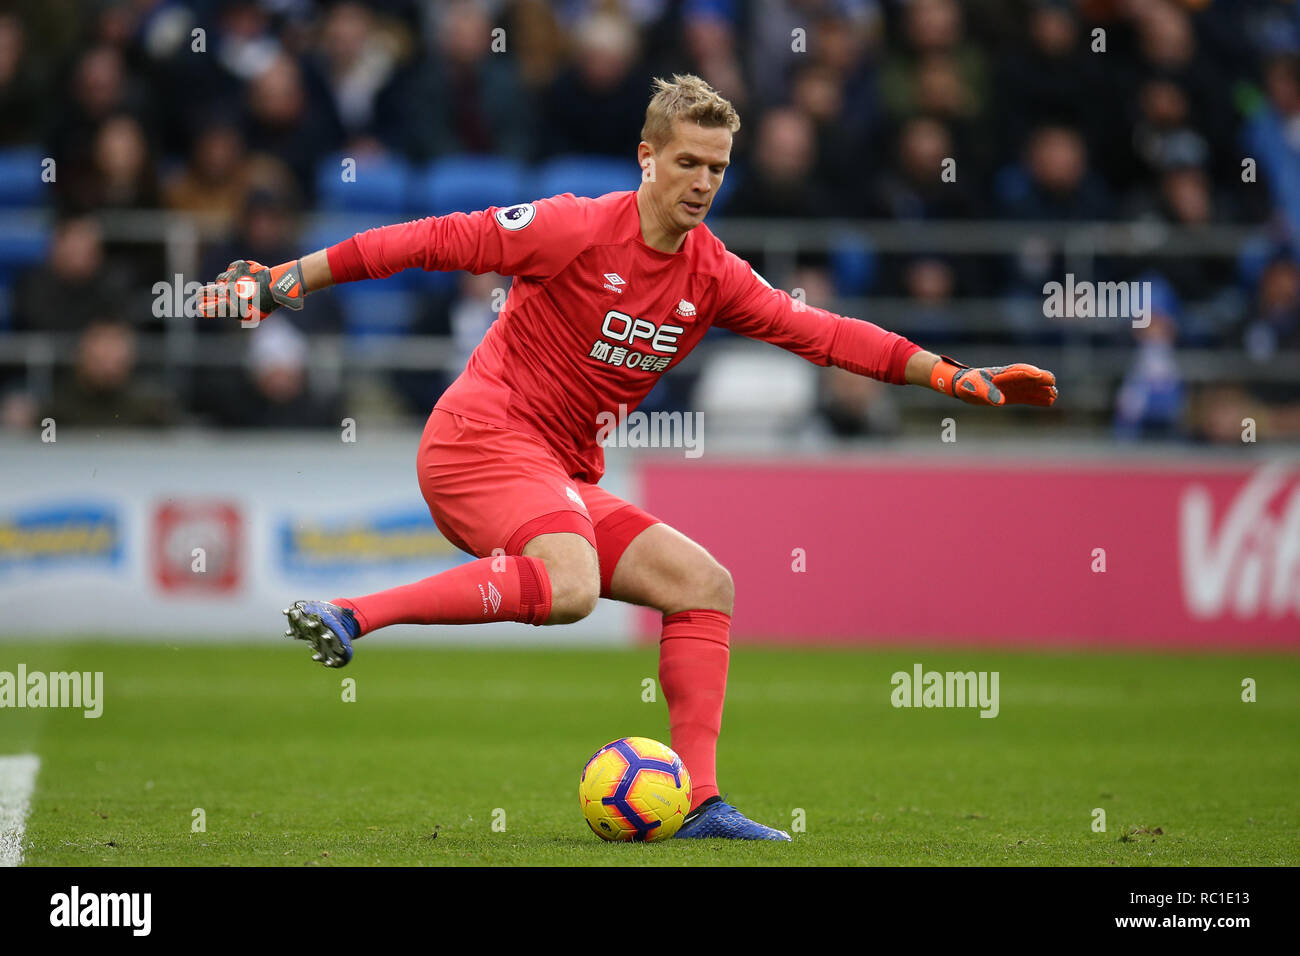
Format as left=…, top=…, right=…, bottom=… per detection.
left=638, top=456, right=1300, bottom=648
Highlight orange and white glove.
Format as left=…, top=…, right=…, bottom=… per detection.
left=199, top=259, right=304, bottom=327
left=930, top=355, right=1058, bottom=407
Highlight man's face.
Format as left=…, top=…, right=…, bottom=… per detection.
left=639, top=120, right=732, bottom=233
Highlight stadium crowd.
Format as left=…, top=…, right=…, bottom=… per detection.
left=1, top=0, right=1298, bottom=441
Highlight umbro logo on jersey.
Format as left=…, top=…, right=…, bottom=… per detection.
left=675, top=298, right=696, bottom=317
left=487, top=582, right=502, bottom=614
left=602, top=273, right=626, bottom=294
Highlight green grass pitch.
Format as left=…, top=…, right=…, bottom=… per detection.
left=2, top=641, right=1296, bottom=866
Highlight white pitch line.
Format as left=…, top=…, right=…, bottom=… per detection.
left=0, top=755, right=40, bottom=867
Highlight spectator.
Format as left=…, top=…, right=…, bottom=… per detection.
left=0, top=12, right=45, bottom=146
left=726, top=107, right=833, bottom=219
left=541, top=12, right=646, bottom=157
left=215, top=0, right=285, bottom=85
left=1129, top=79, right=1209, bottom=187
left=787, top=10, right=883, bottom=198
left=403, top=0, right=533, bottom=160
left=1114, top=276, right=1186, bottom=441
left=668, top=4, right=748, bottom=113
left=744, top=0, right=881, bottom=110
left=311, top=1, right=404, bottom=151
left=163, top=121, right=297, bottom=232
left=994, top=1, right=1109, bottom=166
left=60, top=113, right=160, bottom=213
left=241, top=53, right=345, bottom=200
left=45, top=319, right=173, bottom=427
left=1189, top=385, right=1260, bottom=445
left=241, top=321, right=341, bottom=429
left=1242, top=257, right=1300, bottom=359
left=873, top=116, right=977, bottom=220
left=502, top=0, right=568, bottom=92
left=0, top=389, right=39, bottom=432
left=142, top=1, right=283, bottom=160
left=879, top=0, right=988, bottom=122
left=1243, top=56, right=1300, bottom=254
left=1127, top=159, right=1237, bottom=303
left=47, top=45, right=149, bottom=194
left=16, top=216, right=131, bottom=334
left=1007, top=125, right=1112, bottom=220
left=900, top=256, right=963, bottom=342
left=1127, top=0, right=1232, bottom=183
left=815, top=366, right=902, bottom=439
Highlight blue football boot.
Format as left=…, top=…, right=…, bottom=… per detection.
left=283, top=600, right=359, bottom=668
left=674, top=796, right=792, bottom=841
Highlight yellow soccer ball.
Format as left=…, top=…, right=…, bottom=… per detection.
left=579, top=737, right=692, bottom=842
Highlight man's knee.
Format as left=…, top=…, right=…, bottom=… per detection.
left=695, top=559, right=734, bottom=615
left=548, top=569, right=600, bottom=624
left=523, top=533, right=600, bottom=624
left=662, top=555, right=733, bottom=616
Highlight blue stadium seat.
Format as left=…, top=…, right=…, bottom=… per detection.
left=1235, top=234, right=1287, bottom=291
left=0, top=213, right=46, bottom=331
left=315, top=153, right=412, bottom=214
left=415, top=155, right=531, bottom=216
left=0, top=277, right=13, bottom=331
left=0, top=147, right=47, bottom=208
left=0, top=218, right=50, bottom=271
left=993, top=164, right=1033, bottom=207
left=334, top=282, right=421, bottom=339
left=830, top=235, right=878, bottom=295
left=534, top=155, right=636, bottom=200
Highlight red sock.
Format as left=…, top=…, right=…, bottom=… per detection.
left=332, top=555, right=551, bottom=634
left=658, top=609, right=731, bottom=811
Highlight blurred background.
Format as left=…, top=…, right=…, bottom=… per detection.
left=0, top=0, right=1298, bottom=444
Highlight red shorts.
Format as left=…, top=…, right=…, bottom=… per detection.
left=417, top=409, right=660, bottom=597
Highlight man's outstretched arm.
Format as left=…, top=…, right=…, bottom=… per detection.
left=714, top=254, right=1058, bottom=408
left=200, top=195, right=595, bottom=325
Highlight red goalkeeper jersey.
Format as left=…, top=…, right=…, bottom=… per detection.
left=327, top=191, right=920, bottom=483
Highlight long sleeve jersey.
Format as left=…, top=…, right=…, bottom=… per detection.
left=327, top=190, right=920, bottom=482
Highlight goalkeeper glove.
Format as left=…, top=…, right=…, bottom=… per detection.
left=199, top=259, right=304, bottom=327
left=930, top=355, right=1058, bottom=407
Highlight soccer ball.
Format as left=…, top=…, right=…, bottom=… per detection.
left=579, top=737, right=692, bottom=842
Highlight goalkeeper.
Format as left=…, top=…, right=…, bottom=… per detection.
left=202, top=74, right=1056, bottom=841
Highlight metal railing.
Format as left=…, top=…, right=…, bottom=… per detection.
left=1, top=209, right=1292, bottom=425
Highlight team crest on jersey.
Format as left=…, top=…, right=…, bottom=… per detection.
left=675, top=298, right=696, bottom=317
left=495, top=202, right=536, bottom=231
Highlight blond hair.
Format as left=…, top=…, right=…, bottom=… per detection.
left=641, top=74, right=740, bottom=151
